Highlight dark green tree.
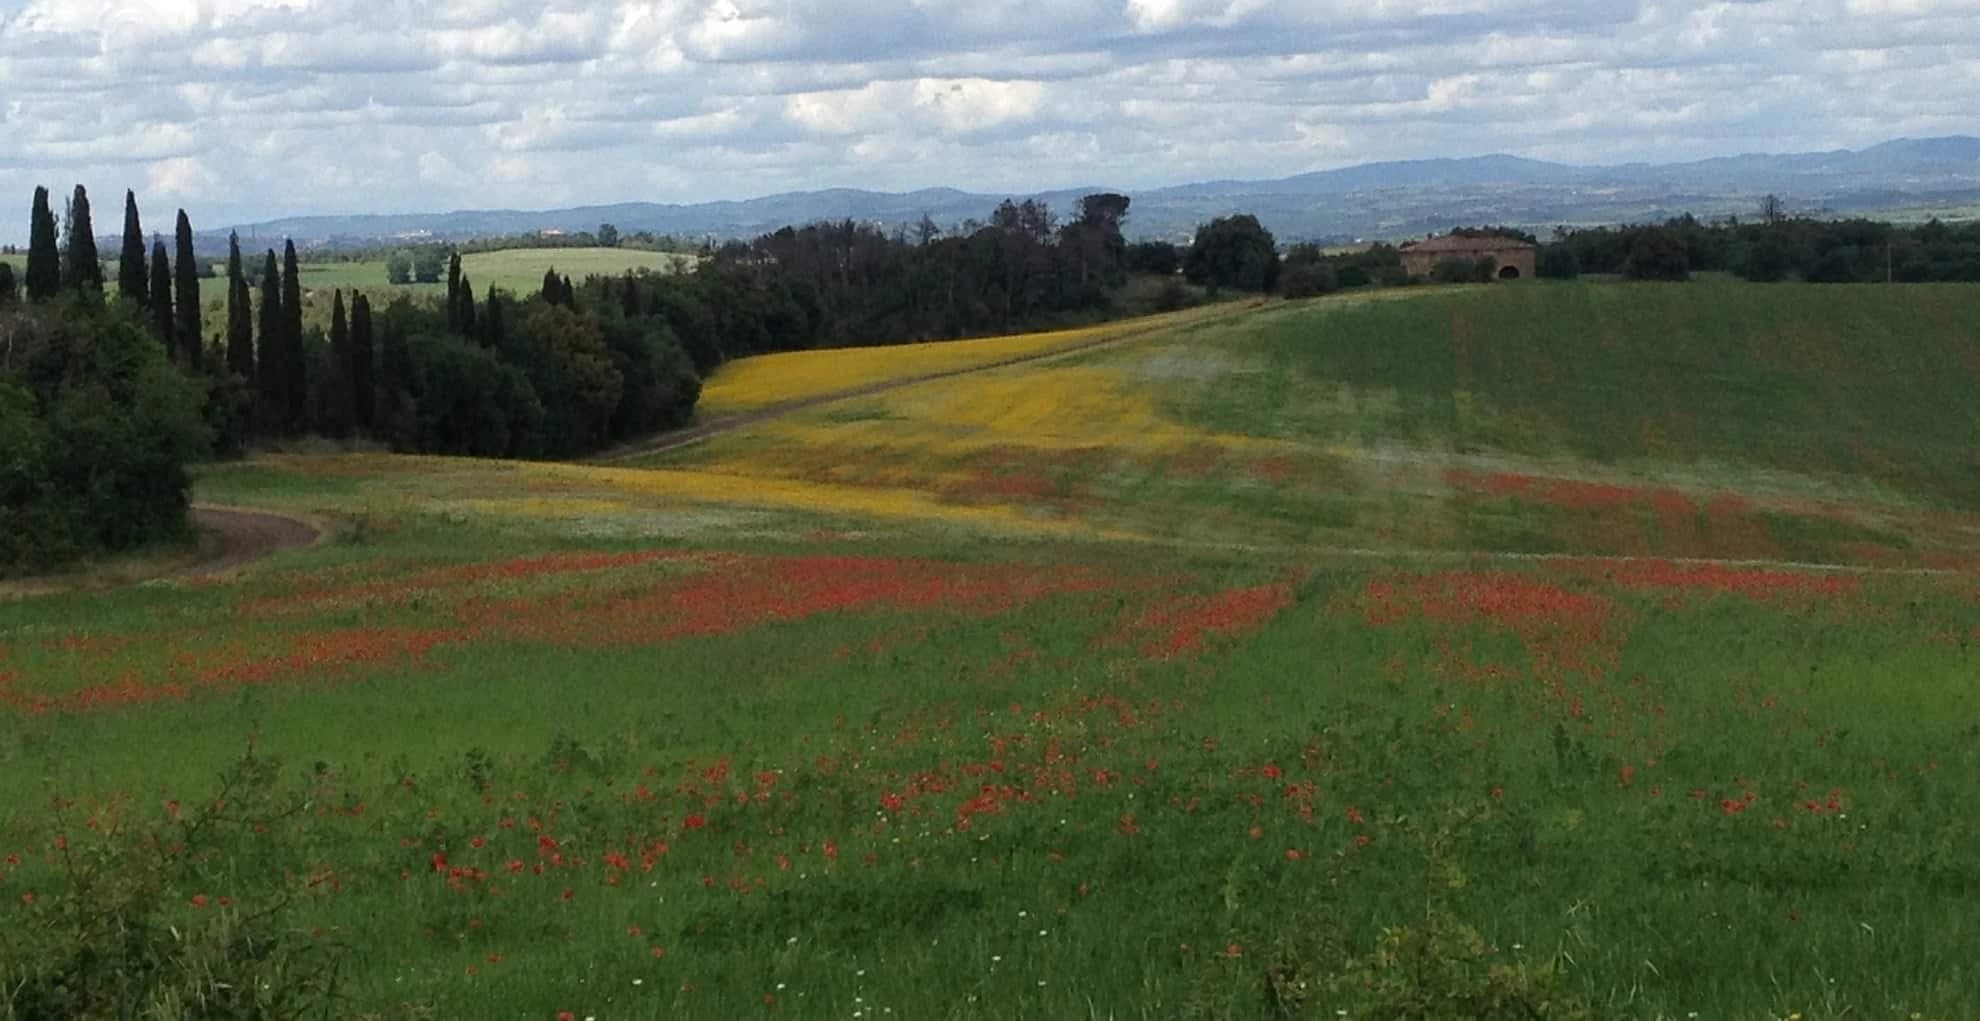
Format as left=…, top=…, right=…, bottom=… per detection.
left=25, top=187, right=61, bottom=301
left=118, top=190, right=148, bottom=306
left=174, top=211, right=202, bottom=368
left=62, top=185, right=104, bottom=294
left=456, top=275, right=477, bottom=336
left=597, top=223, right=619, bottom=248
left=541, top=268, right=565, bottom=306
left=149, top=241, right=175, bottom=354
left=226, top=233, right=254, bottom=380
left=325, top=290, right=352, bottom=438
left=445, top=251, right=463, bottom=330
left=281, top=241, right=305, bottom=432
left=1621, top=227, right=1691, bottom=282
left=1185, top=214, right=1279, bottom=293
left=257, top=251, right=284, bottom=433
left=350, top=293, right=376, bottom=432
left=0, top=263, right=15, bottom=305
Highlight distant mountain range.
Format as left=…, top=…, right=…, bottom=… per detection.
left=223, top=137, right=1980, bottom=250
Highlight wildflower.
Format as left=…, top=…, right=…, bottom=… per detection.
left=190, top=894, right=209, bottom=908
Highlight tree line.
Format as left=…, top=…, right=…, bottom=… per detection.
left=1535, top=210, right=1980, bottom=283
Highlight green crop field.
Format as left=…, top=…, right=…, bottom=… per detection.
left=4, top=282, right=1980, bottom=1019
left=296, top=247, right=696, bottom=300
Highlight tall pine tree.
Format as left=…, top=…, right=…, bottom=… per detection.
left=61, top=185, right=103, bottom=294
left=350, top=292, right=376, bottom=433
left=174, top=210, right=202, bottom=369
left=118, top=190, right=148, bottom=306
left=281, top=240, right=306, bottom=434
left=226, top=232, right=254, bottom=380
left=326, top=290, right=352, bottom=438
left=25, top=186, right=60, bottom=301
left=149, top=241, right=175, bottom=354
left=257, top=251, right=284, bottom=434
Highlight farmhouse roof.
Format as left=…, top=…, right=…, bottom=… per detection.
left=1401, top=234, right=1536, bottom=253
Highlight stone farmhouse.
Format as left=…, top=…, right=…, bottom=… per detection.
left=1398, top=234, right=1537, bottom=280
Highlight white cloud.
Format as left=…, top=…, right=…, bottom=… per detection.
left=0, top=0, right=1975, bottom=229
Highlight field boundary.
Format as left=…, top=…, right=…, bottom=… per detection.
left=590, top=300, right=1269, bottom=465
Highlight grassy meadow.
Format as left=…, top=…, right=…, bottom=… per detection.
left=4, top=281, right=1980, bottom=1019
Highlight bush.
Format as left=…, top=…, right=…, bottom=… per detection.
left=1, top=748, right=349, bottom=1018
left=1279, top=260, right=1339, bottom=299
left=0, top=302, right=210, bottom=576
left=1432, top=257, right=1497, bottom=284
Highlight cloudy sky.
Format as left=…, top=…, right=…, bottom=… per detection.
left=2, top=0, right=1978, bottom=230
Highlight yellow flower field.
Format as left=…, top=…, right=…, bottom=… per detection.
left=695, top=307, right=1229, bottom=417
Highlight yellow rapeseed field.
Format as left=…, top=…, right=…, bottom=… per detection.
left=695, top=309, right=1223, bottom=417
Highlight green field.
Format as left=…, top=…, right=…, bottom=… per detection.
left=4, top=282, right=1980, bottom=1019
left=296, top=247, right=696, bottom=299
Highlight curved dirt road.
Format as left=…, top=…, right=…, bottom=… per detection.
left=184, top=506, right=321, bottom=577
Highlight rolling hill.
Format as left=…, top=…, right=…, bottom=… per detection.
left=219, top=136, right=1980, bottom=248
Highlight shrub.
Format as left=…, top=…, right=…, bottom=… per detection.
left=1280, top=260, right=1339, bottom=299
left=0, top=302, right=209, bottom=576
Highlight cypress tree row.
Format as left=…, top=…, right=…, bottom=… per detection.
left=119, top=190, right=148, bottom=307
left=257, top=250, right=284, bottom=433
left=350, top=292, right=375, bottom=433
left=226, top=232, right=254, bottom=380
left=25, top=187, right=60, bottom=301
left=149, top=241, right=175, bottom=354
left=61, top=185, right=103, bottom=294
left=281, top=241, right=306, bottom=434
left=326, top=290, right=352, bottom=438
left=174, top=211, right=201, bottom=369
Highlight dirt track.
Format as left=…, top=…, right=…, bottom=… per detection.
left=183, top=506, right=321, bottom=577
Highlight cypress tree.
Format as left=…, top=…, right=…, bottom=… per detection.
left=541, top=268, right=562, bottom=306
left=119, top=190, right=148, bottom=306
left=561, top=274, right=575, bottom=307
left=62, top=185, right=103, bottom=294
left=446, top=252, right=463, bottom=330
left=326, top=290, right=352, bottom=438
left=174, top=210, right=202, bottom=369
left=258, top=251, right=283, bottom=433
left=226, top=232, right=254, bottom=380
left=351, top=293, right=375, bottom=432
left=25, top=186, right=60, bottom=301
left=0, top=263, right=15, bottom=305
left=457, top=275, right=477, bottom=336
left=482, top=290, right=505, bottom=350
left=149, top=241, right=175, bottom=354
left=281, top=240, right=305, bottom=433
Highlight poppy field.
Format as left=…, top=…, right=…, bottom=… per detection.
left=4, top=282, right=1980, bottom=1019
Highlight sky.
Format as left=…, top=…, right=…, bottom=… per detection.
left=2, top=0, right=1979, bottom=231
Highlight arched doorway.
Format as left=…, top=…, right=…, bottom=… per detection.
left=1498, top=265, right=1521, bottom=280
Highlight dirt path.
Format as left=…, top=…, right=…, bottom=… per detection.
left=591, top=302, right=1266, bottom=464
left=182, top=506, right=322, bottom=578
